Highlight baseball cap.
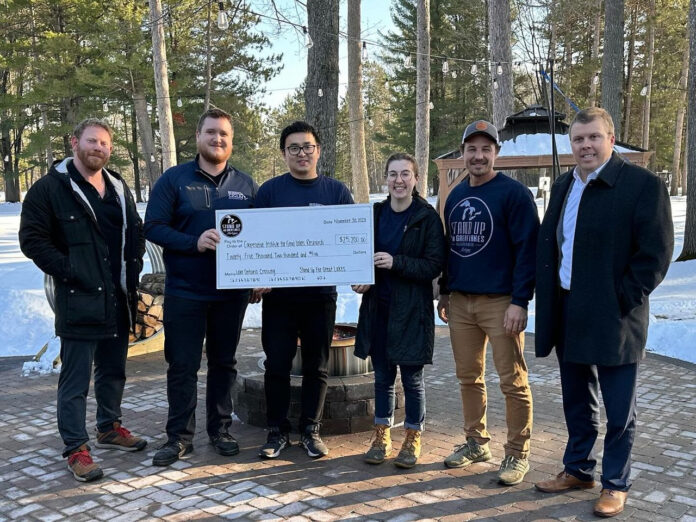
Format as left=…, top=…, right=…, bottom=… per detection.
left=461, top=120, right=499, bottom=145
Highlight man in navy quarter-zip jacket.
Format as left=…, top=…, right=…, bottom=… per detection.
left=19, top=118, right=147, bottom=483
left=145, top=108, right=258, bottom=467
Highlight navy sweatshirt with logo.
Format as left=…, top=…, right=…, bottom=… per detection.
left=144, top=157, right=258, bottom=300
left=255, top=172, right=354, bottom=301
left=442, top=173, right=539, bottom=308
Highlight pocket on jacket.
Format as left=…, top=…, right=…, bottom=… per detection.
left=66, top=288, right=107, bottom=325
left=57, top=212, right=92, bottom=245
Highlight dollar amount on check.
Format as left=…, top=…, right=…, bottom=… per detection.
left=215, top=204, right=375, bottom=289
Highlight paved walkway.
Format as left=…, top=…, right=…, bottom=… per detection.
left=1, top=328, right=695, bottom=521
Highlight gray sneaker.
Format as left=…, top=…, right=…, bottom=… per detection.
left=498, top=454, right=529, bottom=485
left=444, top=437, right=491, bottom=468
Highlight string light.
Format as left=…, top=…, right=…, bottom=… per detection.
left=150, top=154, right=156, bottom=162
left=470, top=63, right=478, bottom=75
left=177, top=98, right=183, bottom=107
left=404, top=55, right=412, bottom=68
left=318, top=88, right=323, bottom=97
left=368, top=118, right=374, bottom=128
left=25, top=107, right=32, bottom=116
left=361, top=41, right=368, bottom=61
left=496, top=62, right=503, bottom=75
left=592, top=73, right=599, bottom=85
left=640, top=84, right=648, bottom=96
left=254, top=143, right=260, bottom=150
left=493, top=78, right=499, bottom=90
left=303, top=26, right=313, bottom=49
left=384, top=80, right=389, bottom=89
left=428, top=101, right=434, bottom=110
left=217, top=2, right=229, bottom=30
left=102, top=102, right=108, bottom=112
left=451, top=70, right=458, bottom=79
left=3, top=155, right=8, bottom=162
left=442, top=61, right=449, bottom=74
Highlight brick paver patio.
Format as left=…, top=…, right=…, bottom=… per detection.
left=1, top=328, right=695, bottom=521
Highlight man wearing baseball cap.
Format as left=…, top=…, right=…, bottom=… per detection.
left=437, top=119, right=539, bottom=485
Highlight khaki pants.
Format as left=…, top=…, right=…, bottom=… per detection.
left=448, top=292, right=533, bottom=458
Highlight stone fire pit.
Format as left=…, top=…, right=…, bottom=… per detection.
left=234, top=324, right=405, bottom=434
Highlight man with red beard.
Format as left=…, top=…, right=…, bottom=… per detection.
left=20, top=119, right=147, bottom=482
left=145, top=108, right=258, bottom=466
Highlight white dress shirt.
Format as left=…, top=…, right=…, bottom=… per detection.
left=558, top=160, right=609, bottom=290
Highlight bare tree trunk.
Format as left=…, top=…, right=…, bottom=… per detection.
left=641, top=0, right=656, bottom=149
left=130, top=105, right=143, bottom=203
left=415, top=0, right=431, bottom=195
left=623, top=7, right=637, bottom=142
left=149, top=0, right=176, bottom=173
left=678, top=0, right=696, bottom=261
left=489, top=0, right=513, bottom=130
left=347, top=0, right=369, bottom=203
left=305, top=0, right=340, bottom=177
left=589, top=0, right=602, bottom=107
left=602, top=0, right=624, bottom=138
left=132, top=77, right=161, bottom=189
left=204, top=2, right=212, bottom=111
left=671, top=45, right=690, bottom=196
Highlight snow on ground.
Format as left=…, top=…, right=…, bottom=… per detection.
left=2, top=194, right=694, bottom=365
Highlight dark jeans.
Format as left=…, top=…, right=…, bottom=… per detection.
left=163, top=292, right=249, bottom=443
left=558, top=291, right=639, bottom=491
left=371, top=300, right=425, bottom=431
left=261, top=296, right=336, bottom=433
left=57, top=296, right=129, bottom=457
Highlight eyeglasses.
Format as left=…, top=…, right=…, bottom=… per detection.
left=385, top=170, right=414, bottom=180
left=284, top=144, right=317, bottom=156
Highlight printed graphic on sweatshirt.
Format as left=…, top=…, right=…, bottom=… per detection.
left=448, top=196, right=493, bottom=258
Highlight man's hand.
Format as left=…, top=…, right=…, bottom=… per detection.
left=437, top=295, right=450, bottom=324
left=250, top=288, right=271, bottom=303
left=503, top=303, right=527, bottom=337
left=351, top=284, right=371, bottom=294
left=374, top=251, right=393, bottom=270
left=197, top=229, right=220, bottom=252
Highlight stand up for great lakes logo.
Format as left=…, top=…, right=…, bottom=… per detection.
left=220, top=214, right=242, bottom=238
left=448, top=197, right=493, bottom=257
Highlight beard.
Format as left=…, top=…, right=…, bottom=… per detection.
left=198, top=144, right=230, bottom=165
left=75, top=145, right=108, bottom=172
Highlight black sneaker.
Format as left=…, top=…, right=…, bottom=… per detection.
left=301, top=425, right=328, bottom=458
left=152, top=440, right=193, bottom=467
left=210, top=432, right=240, bottom=457
left=258, top=428, right=291, bottom=459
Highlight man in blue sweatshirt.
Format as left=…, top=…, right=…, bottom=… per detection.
left=437, top=120, right=539, bottom=486
left=145, top=108, right=257, bottom=466
left=255, top=121, right=353, bottom=460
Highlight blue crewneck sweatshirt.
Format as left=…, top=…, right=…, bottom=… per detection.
left=442, top=173, right=539, bottom=308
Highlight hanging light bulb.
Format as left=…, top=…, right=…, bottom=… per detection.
left=429, top=101, right=434, bottom=110
left=368, top=118, right=374, bottom=128
left=384, top=80, right=390, bottom=90
left=254, top=143, right=260, bottom=150
left=150, top=154, right=156, bottom=163
left=640, top=84, right=648, bottom=96
left=318, top=88, right=323, bottom=97
left=404, top=55, right=412, bottom=68
left=303, top=26, right=313, bottom=49
left=451, top=70, right=458, bottom=79
left=3, top=155, right=9, bottom=162
left=592, top=73, right=599, bottom=85
left=217, top=2, right=229, bottom=30
left=442, top=60, right=449, bottom=74
left=493, top=78, right=499, bottom=90
left=470, top=63, right=478, bottom=75
left=102, top=102, right=108, bottom=112
left=497, top=62, right=503, bottom=75
left=361, top=41, right=368, bottom=61
left=25, top=107, right=32, bottom=116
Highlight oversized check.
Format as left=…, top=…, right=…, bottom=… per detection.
left=215, top=204, right=374, bottom=289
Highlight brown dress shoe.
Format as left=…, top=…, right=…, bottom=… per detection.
left=535, top=471, right=596, bottom=493
left=594, top=489, right=628, bottom=517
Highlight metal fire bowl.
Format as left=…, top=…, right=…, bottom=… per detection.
left=290, top=324, right=372, bottom=377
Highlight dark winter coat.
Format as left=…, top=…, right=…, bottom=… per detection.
left=19, top=158, right=145, bottom=340
left=535, top=152, right=673, bottom=365
left=354, top=195, right=446, bottom=365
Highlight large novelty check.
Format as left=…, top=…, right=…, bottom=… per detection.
left=215, top=204, right=374, bottom=289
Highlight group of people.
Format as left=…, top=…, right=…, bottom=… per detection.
left=19, top=105, right=673, bottom=518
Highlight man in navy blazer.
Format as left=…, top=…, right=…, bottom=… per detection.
left=534, top=108, right=673, bottom=517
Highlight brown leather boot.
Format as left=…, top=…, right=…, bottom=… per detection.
left=535, top=470, right=596, bottom=493
left=594, top=489, right=628, bottom=517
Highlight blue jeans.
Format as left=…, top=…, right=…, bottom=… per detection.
left=370, top=301, right=426, bottom=431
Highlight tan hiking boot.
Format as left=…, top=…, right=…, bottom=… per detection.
left=394, top=428, right=421, bottom=469
left=96, top=422, right=147, bottom=452
left=67, top=445, right=103, bottom=482
left=444, top=437, right=492, bottom=468
left=364, top=424, right=393, bottom=465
